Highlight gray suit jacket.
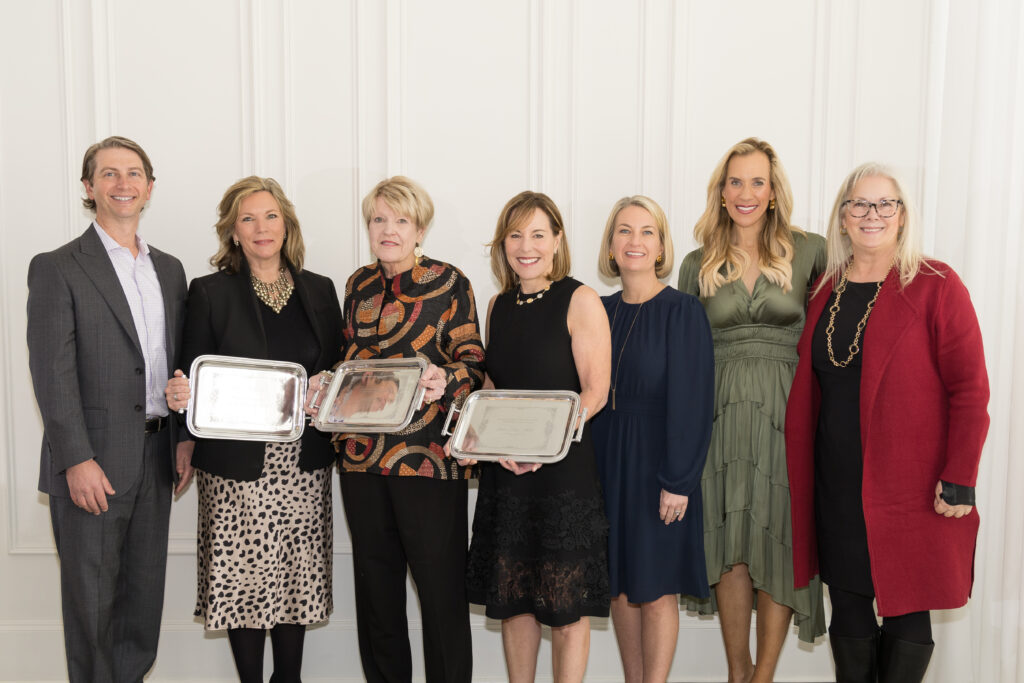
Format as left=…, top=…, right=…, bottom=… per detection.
left=28, top=225, right=187, bottom=497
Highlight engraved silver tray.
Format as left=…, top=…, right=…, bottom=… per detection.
left=186, top=355, right=307, bottom=442
left=310, top=357, right=428, bottom=433
left=442, top=389, right=586, bottom=463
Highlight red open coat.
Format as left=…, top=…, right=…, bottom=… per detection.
left=785, top=261, right=989, bottom=616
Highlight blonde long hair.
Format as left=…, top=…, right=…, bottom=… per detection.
left=816, top=162, right=933, bottom=296
left=693, top=138, right=802, bottom=296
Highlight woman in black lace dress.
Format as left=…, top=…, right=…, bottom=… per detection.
left=466, top=191, right=611, bottom=682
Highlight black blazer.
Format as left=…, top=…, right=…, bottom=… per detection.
left=180, top=261, right=344, bottom=481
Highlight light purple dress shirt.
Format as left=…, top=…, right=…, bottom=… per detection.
left=93, top=223, right=169, bottom=417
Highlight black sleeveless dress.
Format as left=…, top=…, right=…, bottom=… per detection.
left=466, top=277, right=610, bottom=627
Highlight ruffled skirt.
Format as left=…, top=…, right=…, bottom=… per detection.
left=684, top=325, right=825, bottom=642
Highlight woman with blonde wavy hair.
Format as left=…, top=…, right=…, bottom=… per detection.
left=678, top=138, right=826, bottom=682
left=165, top=176, right=345, bottom=682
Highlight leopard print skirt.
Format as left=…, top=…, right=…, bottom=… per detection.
left=194, top=441, right=333, bottom=630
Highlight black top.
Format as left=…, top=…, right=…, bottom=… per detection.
left=261, top=295, right=319, bottom=375
left=181, top=262, right=345, bottom=481
left=811, top=280, right=879, bottom=594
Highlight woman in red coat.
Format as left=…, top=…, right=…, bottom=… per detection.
left=785, top=163, right=989, bottom=683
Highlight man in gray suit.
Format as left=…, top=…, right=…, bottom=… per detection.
left=27, top=136, right=187, bottom=682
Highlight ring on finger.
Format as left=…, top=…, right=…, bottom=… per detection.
left=174, top=393, right=179, bottom=401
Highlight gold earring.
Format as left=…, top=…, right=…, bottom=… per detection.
left=414, top=243, right=423, bottom=263
left=656, top=254, right=663, bottom=264
left=769, top=198, right=776, bottom=210
left=840, top=226, right=848, bottom=235
left=721, top=196, right=726, bottom=207
left=608, top=250, right=614, bottom=262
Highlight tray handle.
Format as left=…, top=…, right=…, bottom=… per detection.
left=308, top=371, right=334, bottom=415
left=571, top=407, right=588, bottom=442
left=441, top=402, right=462, bottom=437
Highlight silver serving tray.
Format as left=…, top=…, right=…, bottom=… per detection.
left=310, top=357, right=428, bottom=433
left=186, top=355, right=307, bottom=442
left=442, top=389, right=586, bottom=463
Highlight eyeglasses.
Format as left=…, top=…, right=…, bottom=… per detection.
left=843, top=199, right=902, bottom=218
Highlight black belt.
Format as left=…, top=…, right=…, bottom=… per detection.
left=144, top=416, right=168, bottom=434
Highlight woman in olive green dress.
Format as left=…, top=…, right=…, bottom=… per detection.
left=677, top=138, right=826, bottom=683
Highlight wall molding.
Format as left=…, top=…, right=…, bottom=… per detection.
left=282, top=0, right=295, bottom=195
left=917, top=0, right=949, bottom=256
left=532, top=0, right=576, bottom=242
left=239, top=0, right=255, bottom=174
left=351, top=0, right=364, bottom=266
left=667, top=0, right=691, bottom=234
left=385, top=0, right=406, bottom=175
left=90, top=0, right=115, bottom=137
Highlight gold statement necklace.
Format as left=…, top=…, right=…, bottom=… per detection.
left=824, top=262, right=885, bottom=367
left=609, top=296, right=646, bottom=410
left=251, top=267, right=294, bottom=314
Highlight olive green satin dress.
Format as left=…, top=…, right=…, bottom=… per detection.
left=677, top=231, right=827, bottom=642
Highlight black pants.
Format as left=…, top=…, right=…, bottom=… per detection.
left=828, top=585, right=932, bottom=643
left=340, top=473, right=472, bottom=683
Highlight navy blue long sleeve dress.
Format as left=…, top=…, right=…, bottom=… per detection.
left=592, top=287, right=715, bottom=602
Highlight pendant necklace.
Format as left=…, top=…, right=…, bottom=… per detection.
left=609, top=296, right=645, bottom=410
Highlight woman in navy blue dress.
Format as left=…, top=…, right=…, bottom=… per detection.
left=592, top=196, right=715, bottom=683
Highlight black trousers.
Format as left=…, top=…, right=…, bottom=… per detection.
left=49, top=430, right=172, bottom=683
left=340, top=473, right=472, bottom=683
left=828, top=585, right=932, bottom=643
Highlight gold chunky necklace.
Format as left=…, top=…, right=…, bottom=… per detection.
left=251, top=267, right=294, bottom=313
left=824, top=263, right=884, bottom=367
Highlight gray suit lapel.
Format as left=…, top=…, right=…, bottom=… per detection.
left=72, top=226, right=142, bottom=354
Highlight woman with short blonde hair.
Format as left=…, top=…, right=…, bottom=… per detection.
left=593, top=195, right=714, bottom=683
left=331, top=175, right=483, bottom=683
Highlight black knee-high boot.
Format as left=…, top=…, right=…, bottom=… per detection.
left=878, top=632, right=934, bottom=683
left=830, top=630, right=879, bottom=683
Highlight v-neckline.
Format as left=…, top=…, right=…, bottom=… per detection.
left=739, top=272, right=764, bottom=298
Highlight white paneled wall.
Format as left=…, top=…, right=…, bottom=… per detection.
left=1, top=1, right=1016, bottom=681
